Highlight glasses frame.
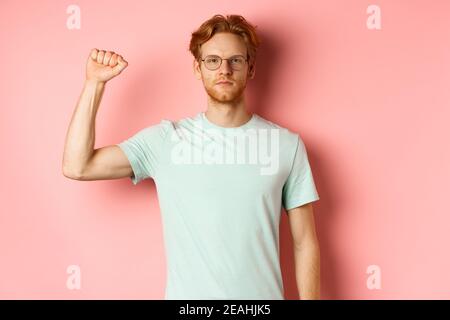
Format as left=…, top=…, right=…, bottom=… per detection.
left=200, top=54, right=248, bottom=71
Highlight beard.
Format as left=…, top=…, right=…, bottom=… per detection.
left=204, top=80, right=247, bottom=104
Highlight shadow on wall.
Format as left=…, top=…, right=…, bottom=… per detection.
left=245, top=28, right=285, bottom=117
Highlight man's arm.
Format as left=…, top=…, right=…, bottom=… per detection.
left=62, top=48, right=129, bottom=179
left=287, top=202, right=321, bottom=299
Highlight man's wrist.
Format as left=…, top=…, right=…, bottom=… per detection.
left=84, top=78, right=106, bottom=87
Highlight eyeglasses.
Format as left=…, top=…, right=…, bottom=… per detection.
left=200, top=55, right=248, bottom=71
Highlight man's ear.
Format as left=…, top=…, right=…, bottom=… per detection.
left=193, top=59, right=202, bottom=80
left=248, top=62, right=256, bottom=79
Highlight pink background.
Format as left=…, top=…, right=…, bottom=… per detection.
left=1, top=0, right=449, bottom=299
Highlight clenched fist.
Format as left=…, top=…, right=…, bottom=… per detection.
left=86, top=48, right=128, bottom=83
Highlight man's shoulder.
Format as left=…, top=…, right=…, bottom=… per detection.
left=253, top=114, right=300, bottom=143
left=131, top=118, right=177, bottom=143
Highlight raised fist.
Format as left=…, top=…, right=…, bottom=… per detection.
left=86, top=48, right=128, bottom=83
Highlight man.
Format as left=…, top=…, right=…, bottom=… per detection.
left=63, top=14, right=321, bottom=300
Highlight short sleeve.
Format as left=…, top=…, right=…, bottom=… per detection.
left=116, top=120, right=170, bottom=185
left=282, top=135, right=320, bottom=211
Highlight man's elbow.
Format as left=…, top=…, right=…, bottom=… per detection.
left=62, top=166, right=83, bottom=180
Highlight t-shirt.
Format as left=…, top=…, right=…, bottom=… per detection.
left=116, top=111, right=320, bottom=300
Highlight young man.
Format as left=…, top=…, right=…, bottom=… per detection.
left=63, top=14, right=321, bottom=300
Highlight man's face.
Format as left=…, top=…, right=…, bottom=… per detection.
left=193, top=32, right=255, bottom=104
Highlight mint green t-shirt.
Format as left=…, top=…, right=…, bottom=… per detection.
left=117, top=111, right=320, bottom=299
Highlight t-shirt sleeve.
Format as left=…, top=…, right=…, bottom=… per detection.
left=116, top=120, right=170, bottom=185
left=282, top=135, right=320, bottom=211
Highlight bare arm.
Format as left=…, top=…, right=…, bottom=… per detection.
left=62, top=48, right=129, bottom=180
left=287, top=203, right=321, bottom=299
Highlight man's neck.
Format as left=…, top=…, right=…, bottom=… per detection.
left=205, top=96, right=252, bottom=128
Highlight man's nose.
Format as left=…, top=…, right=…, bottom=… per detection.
left=219, top=59, right=232, bottom=74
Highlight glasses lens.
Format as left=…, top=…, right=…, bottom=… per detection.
left=205, top=56, right=220, bottom=70
left=230, top=56, right=245, bottom=70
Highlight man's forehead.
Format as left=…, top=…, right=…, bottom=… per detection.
left=201, top=44, right=247, bottom=57
left=201, top=35, right=247, bottom=57
left=204, top=50, right=246, bottom=57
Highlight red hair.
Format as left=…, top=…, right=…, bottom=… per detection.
left=189, top=14, right=262, bottom=71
